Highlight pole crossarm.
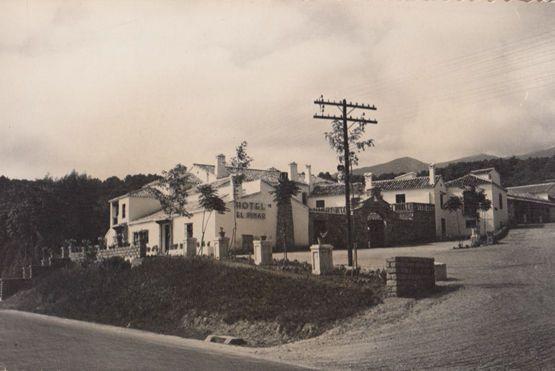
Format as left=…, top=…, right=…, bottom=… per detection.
left=313, top=114, right=377, bottom=124
left=314, top=99, right=377, bottom=111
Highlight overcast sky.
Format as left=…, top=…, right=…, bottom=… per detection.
left=1, top=1, right=553, bottom=180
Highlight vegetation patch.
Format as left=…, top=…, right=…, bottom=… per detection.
left=2, top=256, right=384, bottom=346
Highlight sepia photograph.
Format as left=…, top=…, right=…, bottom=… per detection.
left=0, top=0, right=554, bottom=369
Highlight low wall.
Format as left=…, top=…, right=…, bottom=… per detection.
left=97, top=246, right=141, bottom=261
left=386, top=256, right=435, bottom=297
left=0, top=278, right=32, bottom=301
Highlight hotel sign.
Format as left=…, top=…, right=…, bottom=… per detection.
left=235, top=201, right=267, bottom=220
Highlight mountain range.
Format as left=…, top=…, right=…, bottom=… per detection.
left=351, top=146, right=555, bottom=176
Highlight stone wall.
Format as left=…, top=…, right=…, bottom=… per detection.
left=309, top=207, right=436, bottom=249
left=0, top=278, right=32, bottom=301
left=386, top=256, right=435, bottom=297
left=97, top=246, right=141, bottom=261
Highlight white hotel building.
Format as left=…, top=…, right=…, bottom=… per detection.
left=105, top=155, right=509, bottom=255
left=106, top=156, right=314, bottom=255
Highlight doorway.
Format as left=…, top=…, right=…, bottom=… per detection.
left=162, top=224, right=172, bottom=253
left=367, top=217, right=385, bottom=248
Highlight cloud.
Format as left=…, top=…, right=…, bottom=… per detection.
left=0, top=0, right=553, bottom=179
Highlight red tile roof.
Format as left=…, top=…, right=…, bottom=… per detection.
left=507, top=182, right=555, bottom=196
left=373, top=176, right=440, bottom=191
left=445, top=174, right=492, bottom=188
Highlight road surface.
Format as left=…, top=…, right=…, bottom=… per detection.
left=0, top=310, right=306, bottom=370
left=261, top=225, right=555, bottom=369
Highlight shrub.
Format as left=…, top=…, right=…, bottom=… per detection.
left=98, top=257, right=131, bottom=271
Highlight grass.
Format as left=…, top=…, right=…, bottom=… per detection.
left=3, top=256, right=384, bottom=345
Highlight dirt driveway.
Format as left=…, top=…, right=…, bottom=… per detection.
left=262, top=225, right=555, bottom=369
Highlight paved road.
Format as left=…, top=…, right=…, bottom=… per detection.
left=0, top=310, right=306, bottom=370
left=262, top=225, right=555, bottom=369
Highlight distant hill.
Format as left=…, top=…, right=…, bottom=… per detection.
left=351, top=146, right=555, bottom=176
left=436, top=153, right=499, bottom=168
left=516, top=146, right=555, bottom=160
left=351, top=156, right=428, bottom=176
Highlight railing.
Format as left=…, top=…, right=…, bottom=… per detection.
left=310, top=203, right=435, bottom=215
left=390, top=202, right=435, bottom=212
left=309, top=206, right=346, bottom=214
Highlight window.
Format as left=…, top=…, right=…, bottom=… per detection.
left=395, top=194, right=406, bottom=204
left=133, top=230, right=149, bottom=246
left=315, top=200, right=325, bottom=208
left=465, top=219, right=477, bottom=228
left=185, top=223, right=193, bottom=238
left=122, top=204, right=126, bottom=219
left=499, top=194, right=503, bottom=210
left=302, top=192, right=308, bottom=205
left=440, top=194, right=444, bottom=207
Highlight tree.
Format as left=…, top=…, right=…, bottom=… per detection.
left=462, top=186, right=492, bottom=234
left=271, top=173, right=300, bottom=260
left=325, top=120, right=374, bottom=266
left=228, top=141, right=253, bottom=249
left=444, top=195, right=463, bottom=247
left=324, top=120, right=374, bottom=170
left=317, top=171, right=336, bottom=182
left=146, top=164, right=196, bottom=218
left=197, top=184, right=228, bottom=252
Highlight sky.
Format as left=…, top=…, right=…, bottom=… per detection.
left=1, top=0, right=554, bottom=180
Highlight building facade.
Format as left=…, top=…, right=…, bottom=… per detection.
left=105, top=157, right=511, bottom=254
left=506, top=182, right=555, bottom=224
left=106, top=156, right=312, bottom=255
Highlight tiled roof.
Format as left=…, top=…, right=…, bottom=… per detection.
left=507, top=193, right=555, bottom=207
left=470, top=168, right=496, bottom=174
left=445, top=174, right=491, bottom=188
left=129, top=209, right=170, bottom=225
left=311, top=176, right=440, bottom=196
left=507, top=182, right=555, bottom=196
left=373, top=176, right=440, bottom=191
left=311, top=182, right=365, bottom=196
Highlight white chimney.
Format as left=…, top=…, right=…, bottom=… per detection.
left=306, top=164, right=313, bottom=193
left=364, top=172, right=374, bottom=192
left=216, top=154, right=227, bottom=179
left=429, top=163, right=436, bottom=186
left=288, top=162, right=298, bottom=182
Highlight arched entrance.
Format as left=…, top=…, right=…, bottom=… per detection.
left=367, top=213, right=385, bottom=248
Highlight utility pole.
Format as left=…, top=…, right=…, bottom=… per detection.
left=313, top=97, right=377, bottom=267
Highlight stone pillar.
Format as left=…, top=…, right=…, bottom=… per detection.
left=185, top=238, right=197, bottom=257
left=309, top=244, right=334, bottom=275
left=470, top=228, right=480, bottom=247
left=434, top=262, right=447, bottom=281
left=213, top=237, right=230, bottom=260
left=386, top=257, right=435, bottom=297
left=253, top=240, right=272, bottom=266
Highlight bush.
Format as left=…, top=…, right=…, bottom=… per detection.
left=98, top=257, right=131, bottom=271
left=10, top=256, right=383, bottom=341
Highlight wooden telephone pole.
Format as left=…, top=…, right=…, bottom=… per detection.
left=313, top=97, right=377, bottom=267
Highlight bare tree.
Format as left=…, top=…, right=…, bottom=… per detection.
left=228, top=141, right=253, bottom=249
